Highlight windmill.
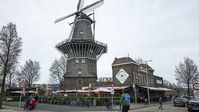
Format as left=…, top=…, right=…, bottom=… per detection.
left=55, top=0, right=104, bottom=39
left=55, top=0, right=107, bottom=90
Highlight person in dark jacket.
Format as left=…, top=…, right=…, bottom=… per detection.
left=159, top=97, right=163, bottom=110
left=34, top=94, right=38, bottom=101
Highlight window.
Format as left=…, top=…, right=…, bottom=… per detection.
left=156, top=79, right=162, bottom=84
left=75, top=59, right=79, bottom=63
left=77, top=79, right=83, bottom=86
left=80, top=31, right=83, bottom=34
left=78, top=69, right=82, bottom=75
left=82, top=59, right=85, bottom=63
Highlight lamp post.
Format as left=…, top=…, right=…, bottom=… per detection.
left=133, top=81, right=137, bottom=103
left=145, top=60, right=152, bottom=105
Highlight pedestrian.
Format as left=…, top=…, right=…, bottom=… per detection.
left=144, top=98, right=148, bottom=104
left=159, top=97, right=163, bottom=110
left=120, top=89, right=131, bottom=112
left=35, top=94, right=38, bottom=101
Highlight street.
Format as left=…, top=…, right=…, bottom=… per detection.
left=132, top=104, right=188, bottom=112
left=3, top=101, right=190, bottom=112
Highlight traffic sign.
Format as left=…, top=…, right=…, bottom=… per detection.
left=193, top=82, right=199, bottom=90
left=53, top=85, right=59, bottom=93
left=19, top=77, right=26, bottom=88
left=194, top=90, right=199, bottom=98
left=19, top=82, right=25, bottom=88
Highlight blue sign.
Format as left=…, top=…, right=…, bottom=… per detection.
left=53, top=85, right=59, bottom=92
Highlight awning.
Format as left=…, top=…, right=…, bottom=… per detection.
left=64, top=90, right=88, bottom=93
left=105, top=86, right=130, bottom=91
left=9, top=91, right=37, bottom=94
left=93, top=87, right=111, bottom=93
left=140, top=86, right=173, bottom=92
left=113, top=86, right=130, bottom=91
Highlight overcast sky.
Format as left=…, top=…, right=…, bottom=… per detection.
left=0, top=0, right=199, bottom=84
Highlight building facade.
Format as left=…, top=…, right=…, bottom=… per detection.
left=112, top=57, right=167, bottom=102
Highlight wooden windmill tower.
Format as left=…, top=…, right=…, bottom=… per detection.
left=55, top=0, right=107, bottom=90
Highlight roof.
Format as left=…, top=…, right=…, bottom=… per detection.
left=112, top=57, right=138, bottom=66
left=139, top=64, right=154, bottom=71
left=140, top=86, right=173, bottom=92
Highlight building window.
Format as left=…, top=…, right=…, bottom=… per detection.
left=141, top=75, right=143, bottom=84
left=77, top=79, right=83, bottom=86
left=156, top=79, right=162, bottom=84
left=82, top=59, right=85, bottom=63
left=75, top=59, right=79, bottom=63
left=80, top=31, right=83, bottom=35
left=78, top=69, right=82, bottom=75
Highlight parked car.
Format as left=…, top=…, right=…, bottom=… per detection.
left=173, top=97, right=188, bottom=107
left=187, top=97, right=199, bottom=112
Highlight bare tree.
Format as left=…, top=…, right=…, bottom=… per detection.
left=163, top=79, right=173, bottom=88
left=17, top=59, right=40, bottom=88
left=175, top=57, right=199, bottom=98
left=0, top=23, right=22, bottom=108
left=6, top=64, right=17, bottom=88
left=49, top=55, right=67, bottom=85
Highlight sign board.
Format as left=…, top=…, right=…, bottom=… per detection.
left=115, top=68, right=129, bottom=84
left=19, top=77, right=26, bottom=88
left=53, top=85, right=59, bottom=93
left=193, top=83, right=199, bottom=98
left=193, top=82, right=199, bottom=90
left=19, top=82, right=25, bottom=88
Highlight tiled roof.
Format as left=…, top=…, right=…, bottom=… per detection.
left=112, top=57, right=137, bottom=65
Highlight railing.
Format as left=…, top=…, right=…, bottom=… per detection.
left=56, top=38, right=107, bottom=48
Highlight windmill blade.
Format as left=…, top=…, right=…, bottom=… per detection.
left=77, top=0, right=84, bottom=11
left=80, top=0, right=104, bottom=14
left=54, top=12, right=77, bottom=23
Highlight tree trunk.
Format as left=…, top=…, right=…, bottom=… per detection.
left=0, top=67, right=7, bottom=109
left=8, top=75, right=11, bottom=89
left=188, top=82, right=190, bottom=99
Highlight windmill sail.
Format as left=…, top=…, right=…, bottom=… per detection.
left=54, top=0, right=104, bottom=23
left=77, top=0, right=84, bottom=11
left=54, top=12, right=77, bottom=23
left=81, top=0, right=104, bottom=14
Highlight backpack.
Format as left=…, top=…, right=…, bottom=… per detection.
left=123, top=93, right=130, bottom=105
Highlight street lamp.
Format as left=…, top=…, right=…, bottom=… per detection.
left=132, top=80, right=137, bottom=103
left=145, top=60, right=152, bottom=105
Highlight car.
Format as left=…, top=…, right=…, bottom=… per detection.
left=173, top=97, right=188, bottom=107
left=187, top=97, right=199, bottom=112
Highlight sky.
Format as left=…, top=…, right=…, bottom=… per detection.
left=0, top=0, right=199, bottom=84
